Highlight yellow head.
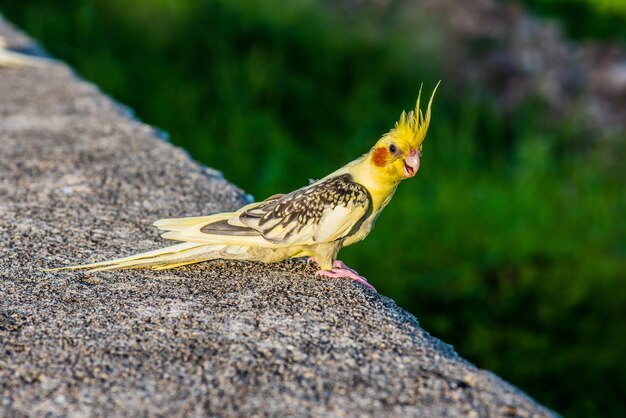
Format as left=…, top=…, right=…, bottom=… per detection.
left=367, top=82, right=440, bottom=183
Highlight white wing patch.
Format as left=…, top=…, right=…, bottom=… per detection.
left=158, top=174, right=372, bottom=249
left=314, top=205, right=357, bottom=243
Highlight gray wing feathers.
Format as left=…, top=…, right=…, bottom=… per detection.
left=177, top=174, right=371, bottom=247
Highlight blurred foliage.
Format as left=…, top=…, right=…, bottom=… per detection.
left=517, top=0, right=626, bottom=42
left=1, top=1, right=625, bottom=417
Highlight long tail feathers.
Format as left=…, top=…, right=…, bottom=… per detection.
left=45, top=242, right=248, bottom=273
left=47, top=211, right=260, bottom=272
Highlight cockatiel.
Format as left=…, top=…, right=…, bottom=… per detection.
left=0, top=36, right=49, bottom=67
left=48, top=83, right=440, bottom=291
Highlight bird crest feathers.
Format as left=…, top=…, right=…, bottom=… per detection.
left=393, top=81, right=440, bottom=149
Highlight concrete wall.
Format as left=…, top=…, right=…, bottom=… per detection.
left=0, top=17, right=556, bottom=417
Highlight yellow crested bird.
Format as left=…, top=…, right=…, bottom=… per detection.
left=0, top=36, right=49, bottom=67
left=48, top=83, right=440, bottom=291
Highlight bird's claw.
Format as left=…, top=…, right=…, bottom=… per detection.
left=316, top=267, right=376, bottom=292
left=331, top=260, right=363, bottom=278
left=308, top=257, right=375, bottom=291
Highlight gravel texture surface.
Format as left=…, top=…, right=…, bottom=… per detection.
left=0, top=17, right=556, bottom=417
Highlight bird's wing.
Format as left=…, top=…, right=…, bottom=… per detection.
left=164, top=174, right=372, bottom=247
left=239, top=173, right=372, bottom=245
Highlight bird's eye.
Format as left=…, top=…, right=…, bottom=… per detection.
left=389, top=144, right=397, bottom=154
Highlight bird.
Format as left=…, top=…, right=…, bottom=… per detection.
left=0, top=35, right=49, bottom=67
left=47, top=83, right=440, bottom=291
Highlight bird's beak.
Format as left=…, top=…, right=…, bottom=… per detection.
left=403, top=148, right=420, bottom=178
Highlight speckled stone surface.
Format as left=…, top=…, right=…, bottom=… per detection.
left=0, top=17, right=557, bottom=417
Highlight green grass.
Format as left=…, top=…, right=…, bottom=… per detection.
left=1, top=1, right=625, bottom=416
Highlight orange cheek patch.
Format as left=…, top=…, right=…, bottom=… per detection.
left=372, top=147, right=389, bottom=167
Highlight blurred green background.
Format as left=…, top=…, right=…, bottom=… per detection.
left=1, top=0, right=625, bottom=416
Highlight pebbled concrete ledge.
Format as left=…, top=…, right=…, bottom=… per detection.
left=0, top=17, right=556, bottom=417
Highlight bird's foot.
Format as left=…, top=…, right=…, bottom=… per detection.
left=307, top=258, right=362, bottom=275
left=330, top=259, right=361, bottom=276
left=312, top=259, right=376, bottom=292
